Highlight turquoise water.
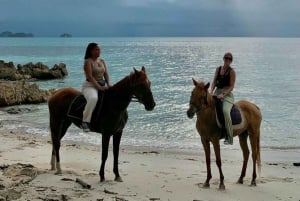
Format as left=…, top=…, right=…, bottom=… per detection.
left=0, top=37, right=299, bottom=149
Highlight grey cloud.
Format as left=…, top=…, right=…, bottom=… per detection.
left=0, top=0, right=299, bottom=36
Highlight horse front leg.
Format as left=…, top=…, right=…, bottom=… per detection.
left=212, top=139, right=225, bottom=190
left=113, top=131, right=123, bottom=182
left=201, top=137, right=212, bottom=188
left=50, top=147, right=56, bottom=170
left=99, top=134, right=110, bottom=182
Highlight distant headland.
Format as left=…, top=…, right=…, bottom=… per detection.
left=0, top=31, right=34, bottom=37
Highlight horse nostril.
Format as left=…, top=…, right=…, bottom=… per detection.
left=153, top=102, right=156, bottom=108
left=187, top=110, right=194, bottom=119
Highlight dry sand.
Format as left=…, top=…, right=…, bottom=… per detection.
left=0, top=128, right=299, bottom=201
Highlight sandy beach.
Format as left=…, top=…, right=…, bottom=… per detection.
left=0, top=127, right=299, bottom=201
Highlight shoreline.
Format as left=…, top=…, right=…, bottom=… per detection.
left=1, top=126, right=300, bottom=200
left=1, top=114, right=300, bottom=152
left=1, top=105, right=300, bottom=151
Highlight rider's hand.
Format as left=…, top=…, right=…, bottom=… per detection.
left=217, top=94, right=224, bottom=99
left=98, top=86, right=108, bottom=91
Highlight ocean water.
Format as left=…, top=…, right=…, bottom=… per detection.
left=0, top=37, right=299, bottom=149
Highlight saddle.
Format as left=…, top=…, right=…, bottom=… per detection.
left=67, top=91, right=104, bottom=129
left=213, top=96, right=242, bottom=128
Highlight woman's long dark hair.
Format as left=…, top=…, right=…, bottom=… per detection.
left=84, top=43, right=98, bottom=59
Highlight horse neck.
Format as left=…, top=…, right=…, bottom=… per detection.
left=109, top=74, right=133, bottom=110
left=197, top=93, right=216, bottom=123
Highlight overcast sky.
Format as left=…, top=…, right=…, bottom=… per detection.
left=1, top=0, right=299, bottom=37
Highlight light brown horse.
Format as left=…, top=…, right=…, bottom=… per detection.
left=187, top=79, right=262, bottom=189
left=48, top=67, right=155, bottom=182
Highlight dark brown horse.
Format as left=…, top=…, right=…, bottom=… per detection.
left=48, top=67, right=155, bottom=182
left=187, top=79, right=262, bottom=189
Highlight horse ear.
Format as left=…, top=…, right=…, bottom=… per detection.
left=133, top=67, right=138, bottom=73
left=141, top=66, right=146, bottom=72
left=205, top=82, right=210, bottom=91
left=192, top=78, right=198, bottom=86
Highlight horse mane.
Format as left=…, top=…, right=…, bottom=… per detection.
left=206, top=89, right=215, bottom=108
left=109, top=72, right=135, bottom=93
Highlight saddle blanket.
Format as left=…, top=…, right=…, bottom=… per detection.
left=67, top=92, right=104, bottom=128
left=214, top=98, right=242, bottom=128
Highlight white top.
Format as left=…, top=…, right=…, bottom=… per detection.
left=86, top=58, right=105, bottom=81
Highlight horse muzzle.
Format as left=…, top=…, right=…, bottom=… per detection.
left=187, top=108, right=195, bottom=119
left=145, top=101, right=156, bottom=111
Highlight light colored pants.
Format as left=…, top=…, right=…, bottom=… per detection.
left=214, top=88, right=234, bottom=142
left=82, top=84, right=98, bottom=123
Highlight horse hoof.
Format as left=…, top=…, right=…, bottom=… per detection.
left=55, top=170, right=62, bottom=175
left=250, top=182, right=256, bottom=186
left=237, top=179, right=243, bottom=184
left=202, top=183, right=210, bottom=188
left=219, top=184, right=226, bottom=190
left=100, top=177, right=105, bottom=182
left=115, top=176, right=123, bottom=182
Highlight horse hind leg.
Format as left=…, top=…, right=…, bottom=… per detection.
left=50, top=118, right=71, bottom=174
left=49, top=115, right=58, bottom=171
left=237, top=131, right=249, bottom=184
left=249, top=129, right=259, bottom=186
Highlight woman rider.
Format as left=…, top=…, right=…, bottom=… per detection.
left=210, top=52, right=236, bottom=145
left=81, top=43, right=110, bottom=132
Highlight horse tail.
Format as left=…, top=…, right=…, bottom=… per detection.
left=257, top=130, right=261, bottom=177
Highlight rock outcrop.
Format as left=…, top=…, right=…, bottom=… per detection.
left=0, top=60, right=68, bottom=81
left=0, top=81, right=54, bottom=106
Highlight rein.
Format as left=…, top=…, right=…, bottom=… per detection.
left=131, top=96, right=142, bottom=103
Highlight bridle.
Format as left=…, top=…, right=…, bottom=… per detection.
left=128, top=73, right=145, bottom=104
left=190, top=91, right=210, bottom=113
left=131, top=95, right=142, bottom=103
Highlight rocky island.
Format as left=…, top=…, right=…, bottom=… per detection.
left=0, top=31, right=34, bottom=37
left=60, top=33, right=72, bottom=37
